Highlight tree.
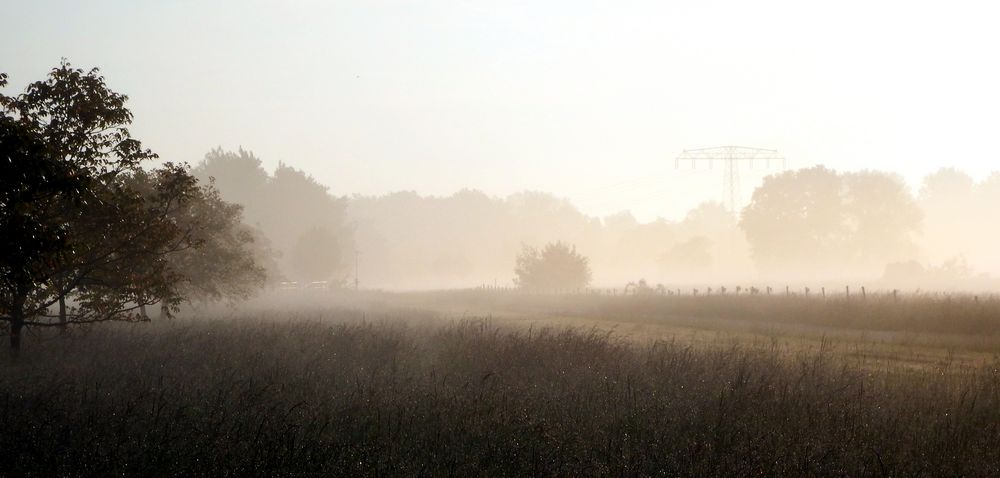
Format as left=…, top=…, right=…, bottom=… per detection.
left=740, top=167, right=847, bottom=274
left=290, top=227, right=342, bottom=283
left=0, top=63, right=196, bottom=351
left=917, top=168, right=978, bottom=265
left=192, top=151, right=352, bottom=282
left=514, top=241, right=591, bottom=291
left=658, top=237, right=713, bottom=277
left=740, top=167, right=920, bottom=277
left=191, top=147, right=270, bottom=225
left=0, top=80, right=88, bottom=349
left=0, top=62, right=260, bottom=351
left=841, top=171, right=921, bottom=264
left=919, top=168, right=975, bottom=206
left=157, top=177, right=270, bottom=306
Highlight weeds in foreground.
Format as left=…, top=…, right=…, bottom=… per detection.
left=1, top=314, right=999, bottom=476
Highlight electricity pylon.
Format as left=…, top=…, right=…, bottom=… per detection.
left=675, top=146, right=785, bottom=214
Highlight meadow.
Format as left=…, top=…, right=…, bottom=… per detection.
left=3, top=293, right=1000, bottom=476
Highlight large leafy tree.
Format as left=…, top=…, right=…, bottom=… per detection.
left=841, top=171, right=922, bottom=264
left=0, top=78, right=89, bottom=348
left=740, top=167, right=920, bottom=277
left=0, top=62, right=259, bottom=352
left=514, top=241, right=592, bottom=291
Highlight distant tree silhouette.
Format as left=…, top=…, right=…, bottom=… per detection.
left=740, top=167, right=846, bottom=274
left=344, top=191, right=756, bottom=289
left=658, top=236, right=713, bottom=276
left=979, top=172, right=1000, bottom=199
left=919, top=168, right=975, bottom=205
left=918, top=168, right=978, bottom=266
left=159, top=177, right=269, bottom=306
left=192, top=150, right=351, bottom=282
left=192, top=147, right=269, bottom=223
left=291, top=227, right=342, bottom=283
left=682, top=202, right=736, bottom=235
left=842, top=171, right=922, bottom=264
left=740, top=167, right=920, bottom=276
left=514, top=242, right=591, bottom=291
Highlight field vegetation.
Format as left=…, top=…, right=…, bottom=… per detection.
left=410, top=289, right=1000, bottom=336
left=3, top=299, right=1000, bottom=476
left=5, top=56, right=1000, bottom=478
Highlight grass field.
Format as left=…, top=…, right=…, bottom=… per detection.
left=3, top=293, right=1000, bottom=476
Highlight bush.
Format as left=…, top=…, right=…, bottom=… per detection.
left=514, top=241, right=591, bottom=291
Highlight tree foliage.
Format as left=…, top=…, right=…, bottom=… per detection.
left=291, top=227, right=342, bottom=283
left=514, top=242, right=591, bottom=291
left=192, top=149, right=351, bottom=282
left=740, top=167, right=921, bottom=277
left=0, top=62, right=263, bottom=351
left=158, top=177, right=269, bottom=303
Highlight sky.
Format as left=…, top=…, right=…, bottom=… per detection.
left=3, top=0, right=1000, bottom=221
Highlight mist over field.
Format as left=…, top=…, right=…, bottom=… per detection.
left=5, top=1, right=1000, bottom=476
left=191, top=146, right=1000, bottom=292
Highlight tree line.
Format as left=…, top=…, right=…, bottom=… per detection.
left=5, top=60, right=998, bottom=350
left=190, top=148, right=998, bottom=291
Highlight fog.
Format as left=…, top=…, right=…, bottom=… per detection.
left=8, top=3, right=1000, bottom=474
left=189, top=148, right=1000, bottom=292
left=6, top=1, right=1000, bottom=292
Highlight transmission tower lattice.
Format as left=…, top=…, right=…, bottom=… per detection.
left=675, top=146, right=785, bottom=214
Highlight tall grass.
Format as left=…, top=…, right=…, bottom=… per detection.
left=410, top=289, right=1000, bottom=336
left=2, top=312, right=999, bottom=476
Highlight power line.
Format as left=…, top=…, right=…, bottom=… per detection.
left=675, top=146, right=785, bottom=214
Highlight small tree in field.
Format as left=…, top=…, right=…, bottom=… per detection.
left=514, top=241, right=591, bottom=291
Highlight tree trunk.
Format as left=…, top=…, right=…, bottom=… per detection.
left=10, top=296, right=25, bottom=355
left=58, top=296, right=67, bottom=329
left=10, top=319, right=23, bottom=354
left=139, top=304, right=148, bottom=320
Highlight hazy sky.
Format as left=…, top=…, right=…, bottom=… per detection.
left=4, top=0, right=999, bottom=221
